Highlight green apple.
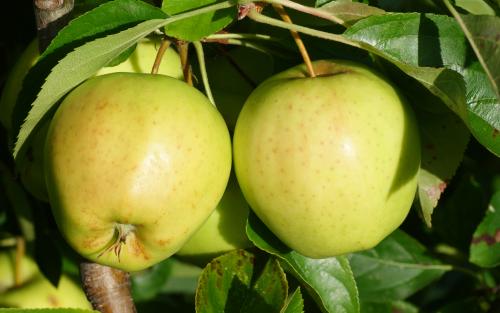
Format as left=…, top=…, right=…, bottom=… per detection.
left=0, top=274, right=91, bottom=309
left=176, top=172, right=253, bottom=264
left=233, top=60, right=421, bottom=258
left=0, top=249, right=38, bottom=292
left=206, top=47, right=274, bottom=131
left=11, top=38, right=183, bottom=202
left=45, top=73, right=232, bottom=272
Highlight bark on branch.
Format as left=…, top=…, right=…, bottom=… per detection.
left=33, top=0, right=74, bottom=51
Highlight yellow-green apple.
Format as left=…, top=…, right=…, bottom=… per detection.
left=0, top=249, right=38, bottom=292
left=0, top=274, right=91, bottom=309
left=233, top=60, right=421, bottom=258
left=8, top=38, right=183, bottom=202
left=45, top=73, right=232, bottom=271
left=206, top=47, right=274, bottom=131
left=176, top=172, right=252, bottom=264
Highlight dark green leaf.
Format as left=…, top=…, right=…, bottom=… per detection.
left=433, top=165, right=490, bottom=252
left=280, top=287, right=304, bottom=313
left=246, top=213, right=360, bottom=313
left=435, top=297, right=485, bottom=313
left=417, top=110, right=470, bottom=226
left=162, top=0, right=237, bottom=41
left=350, top=230, right=450, bottom=302
left=195, top=250, right=287, bottom=313
left=320, top=2, right=385, bottom=26
left=469, top=191, right=500, bottom=268
left=343, top=13, right=500, bottom=156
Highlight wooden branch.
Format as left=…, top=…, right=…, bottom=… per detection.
left=33, top=0, right=74, bottom=51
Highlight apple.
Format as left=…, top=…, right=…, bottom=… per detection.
left=45, top=73, right=232, bottom=272
left=233, top=60, right=421, bottom=258
left=176, top=172, right=253, bottom=265
left=0, top=249, right=38, bottom=292
left=0, top=274, right=91, bottom=309
left=9, top=38, right=183, bottom=202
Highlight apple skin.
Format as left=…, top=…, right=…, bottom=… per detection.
left=45, top=73, right=232, bottom=272
left=11, top=38, right=183, bottom=202
left=176, top=172, right=253, bottom=264
left=0, top=274, right=91, bottom=309
left=233, top=60, right=421, bottom=258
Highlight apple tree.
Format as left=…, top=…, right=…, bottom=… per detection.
left=0, top=0, right=498, bottom=312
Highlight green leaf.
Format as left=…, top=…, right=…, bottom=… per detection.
left=162, top=0, right=237, bottom=41
left=246, top=212, right=360, bottom=313
left=160, top=259, right=203, bottom=294
left=13, top=18, right=167, bottom=159
left=280, top=287, right=304, bottom=313
left=0, top=308, right=99, bottom=313
left=343, top=13, right=500, bottom=156
left=42, top=0, right=167, bottom=58
left=469, top=191, right=500, bottom=268
left=455, top=0, right=495, bottom=15
left=417, top=110, right=470, bottom=227
left=319, top=1, right=385, bottom=26
left=195, top=250, right=288, bottom=313
left=350, top=230, right=450, bottom=302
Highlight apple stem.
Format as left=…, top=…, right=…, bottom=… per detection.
left=246, top=7, right=361, bottom=49
left=151, top=38, right=172, bottom=75
left=193, top=41, right=216, bottom=106
left=272, top=4, right=316, bottom=78
left=81, top=262, right=137, bottom=313
left=177, top=41, right=193, bottom=86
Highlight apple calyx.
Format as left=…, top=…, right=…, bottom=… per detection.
left=97, top=224, right=136, bottom=262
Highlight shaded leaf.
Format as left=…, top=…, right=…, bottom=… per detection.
left=320, top=1, right=385, bottom=26
left=417, top=111, right=470, bottom=226
left=469, top=191, right=500, bottom=268
left=195, top=250, right=287, bottom=313
left=162, top=0, right=237, bottom=41
left=361, top=300, right=418, bottom=313
left=350, top=230, right=450, bottom=302
left=280, top=287, right=304, bottom=313
left=160, top=259, right=203, bottom=294
left=246, top=212, right=360, bottom=313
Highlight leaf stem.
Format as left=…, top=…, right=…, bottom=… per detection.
left=178, top=41, right=193, bottom=86
left=151, top=38, right=171, bottom=74
left=14, top=237, right=25, bottom=287
left=205, top=33, right=284, bottom=43
left=246, top=8, right=360, bottom=49
left=272, top=4, right=315, bottom=77
left=193, top=41, right=215, bottom=106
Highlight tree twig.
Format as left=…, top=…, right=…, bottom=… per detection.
left=151, top=38, right=171, bottom=74
left=33, top=0, right=74, bottom=51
